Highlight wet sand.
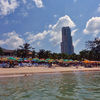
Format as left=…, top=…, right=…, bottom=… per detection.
left=0, top=66, right=100, bottom=77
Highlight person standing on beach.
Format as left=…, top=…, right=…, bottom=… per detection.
left=48, top=62, right=52, bottom=68
left=9, top=61, right=15, bottom=68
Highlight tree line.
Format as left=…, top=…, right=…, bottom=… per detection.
left=0, top=38, right=100, bottom=61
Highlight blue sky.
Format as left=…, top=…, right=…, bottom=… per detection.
left=0, top=0, right=100, bottom=53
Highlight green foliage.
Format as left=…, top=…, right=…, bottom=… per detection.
left=84, top=38, right=100, bottom=61
left=0, top=47, right=3, bottom=56
left=0, top=38, right=99, bottom=61
left=78, top=38, right=100, bottom=61
left=32, top=49, right=36, bottom=58
left=37, top=49, right=51, bottom=59
left=16, top=43, right=32, bottom=58
left=37, top=49, right=45, bottom=59
left=86, top=38, right=100, bottom=52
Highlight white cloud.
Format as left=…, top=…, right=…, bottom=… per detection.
left=49, top=15, right=76, bottom=45
left=97, top=4, right=100, bottom=12
left=0, top=0, right=19, bottom=16
left=0, top=40, right=5, bottom=46
left=20, top=9, right=28, bottom=17
left=22, top=0, right=27, bottom=4
left=83, top=17, right=100, bottom=36
left=73, top=0, right=78, bottom=3
left=25, top=15, right=76, bottom=47
left=54, top=14, right=58, bottom=18
left=71, top=29, right=78, bottom=36
left=0, top=0, right=42, bottom=17
left=80, top=14, right=83, bottom=17
left=33, top=0, right=43, bottom=8
left=0, top=31, right=24, bottom=49
left=49, top=24, right=52, bottom=28
left=22, top=11, right=28, bottom=17
left=4, top=20, right=9, bottom=24
left=26, top=3, right=34, bottom=9
left=37, top=41, right=41, bottom=46
left=25, top=30, right=49, bottom=44
left=73, top=39, right=80, bottom=47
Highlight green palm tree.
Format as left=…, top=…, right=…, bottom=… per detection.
left=19, top=43, right=32, bottom=58
left=44, top=50, right=52, bottom=59
left=32, top=48, right=36, bottom=58
left=0, top=47, right=3, bottom=56
left=15, top=49, right=24, bottom=57
left=51, top=53, right=58, bottom=59
left=37, top=49, right=45, bottom=59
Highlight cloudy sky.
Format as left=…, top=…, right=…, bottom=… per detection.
left=0, top=0, right=100, bottom=53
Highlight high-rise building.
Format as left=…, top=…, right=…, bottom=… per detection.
left=61, top=27, right=74, bottom=55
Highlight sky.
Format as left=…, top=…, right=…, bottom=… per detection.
left=0, top=0, right=100, bottom=54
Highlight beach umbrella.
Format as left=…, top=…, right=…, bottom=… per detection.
left=83, top=60, right=90, bottom=63
left=74, top=60, right=78, bottom=62
left=40, top=59, right=45, bottom=61
left=0, top=57, right=2, bottom=60
left=1, top=57, right=7, bottom=61
left=40, top=60, right=46, bottom=62
left=24, top=58, right=30, bottom=62
left=45, top=58, right=51, bottom=62
left=69, top=59, right=73, bottom=61
left=15, top=57, right=20, bottom=60
left=32, top=58, right=40, bottom=62
left=32, top=59, right=36, bottom=61
left=46, top=58, right=51, bottom=61
left=17, top=58, right=23, bottom=61
left=8, top=57, right=16, bottom=60
left=28, top=58, right=32, bottom=61
left=48, top=59, right=55, bottom=63
left=63, top=59, right=69, bottom=62
left=58, top=59, right=63, bottom=63
left=24, top=58, right=27, bottom=61
left=44, top=58, right=53, bottom=62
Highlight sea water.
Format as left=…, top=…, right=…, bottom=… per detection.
left=0, top=72, right=100, bottom=100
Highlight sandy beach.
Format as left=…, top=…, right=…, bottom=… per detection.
left=0, top=66, right=100, bottom=77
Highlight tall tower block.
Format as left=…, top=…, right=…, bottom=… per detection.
left=61, top=27, right=74, bottom=55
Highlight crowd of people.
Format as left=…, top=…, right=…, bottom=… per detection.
left=0, top=61, right=53, bottom=68
left=57, top=61, right=100, bottom=68
left=0, top=60, right=100, bottom=68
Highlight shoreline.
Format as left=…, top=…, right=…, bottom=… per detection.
left=0, top=66, right=100, bottom=77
